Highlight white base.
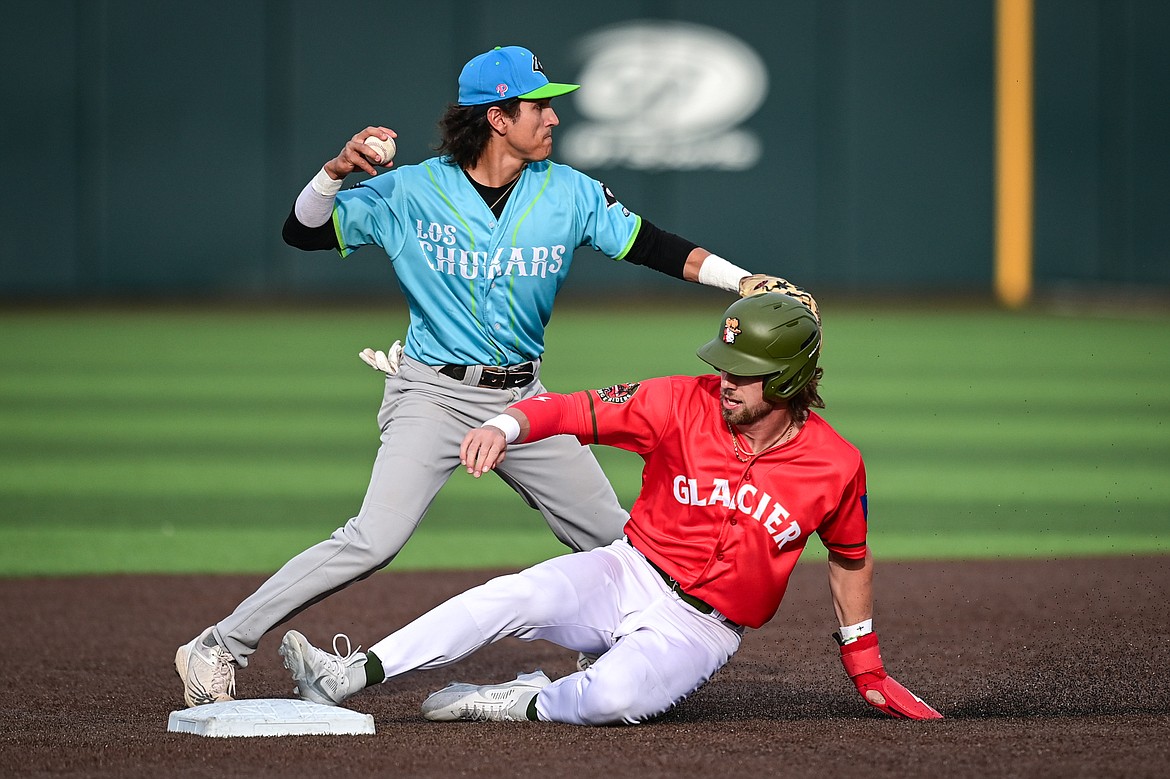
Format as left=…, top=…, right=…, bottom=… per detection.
left=167, top=698, right=375, bottom=737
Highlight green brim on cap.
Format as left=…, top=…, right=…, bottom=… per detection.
left=696, top=339, right=778, bottom=377
left=517, top=82, right=580, bottom=100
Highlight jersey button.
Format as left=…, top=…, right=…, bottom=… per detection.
left=729, top=518, right=737, bottom=525
left=716, top=553, right=725, bottom=561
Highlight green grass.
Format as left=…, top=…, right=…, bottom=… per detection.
left=1, top=303, right=1167, bottom=576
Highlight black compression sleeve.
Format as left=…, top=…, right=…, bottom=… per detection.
left=621, top=219, right=698, bottom=279
left=282, top=206, right=340, bottom=251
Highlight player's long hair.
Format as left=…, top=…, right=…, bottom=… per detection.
left=786, top=367, right=825, bottom=423
left=436, top=99, right=522, bottom=168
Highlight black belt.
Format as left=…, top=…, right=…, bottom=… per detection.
left=646, top=559, right=717, bottom=615
left=439, top=362, right=535, bottom=390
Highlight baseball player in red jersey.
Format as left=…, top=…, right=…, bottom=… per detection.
left=278, top=294, right=942, bottom=724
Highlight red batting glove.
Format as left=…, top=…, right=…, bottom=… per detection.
left=838, top=632, right=943, bottom=720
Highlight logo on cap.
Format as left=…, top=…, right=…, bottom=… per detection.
left=722, top=317, right=742, bottom=344
left=458, top=45, right=578, bottom=106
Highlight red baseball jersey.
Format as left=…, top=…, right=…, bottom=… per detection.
left=513, top=374, right=868, bottom=629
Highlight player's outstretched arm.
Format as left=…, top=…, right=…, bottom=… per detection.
left=827, top=550, right=942, bottom=720
left=684, top=250, right=820, bottom=322
left=618, top=221, right=819, bottom=317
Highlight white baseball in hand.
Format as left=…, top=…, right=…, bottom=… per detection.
left=360, top=135, right=396, bottom=164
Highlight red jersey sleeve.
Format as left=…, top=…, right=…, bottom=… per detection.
left=815, top=457, right=869, bottom=559
left=510, top=377, right=676, bottom=455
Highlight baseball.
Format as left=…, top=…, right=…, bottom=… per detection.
left=360, top=135, right=396, bottom=164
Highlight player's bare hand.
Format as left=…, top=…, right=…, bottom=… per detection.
left=460, top=427, right=508, bottom=478
left=324, top=126, right=397, bottom=180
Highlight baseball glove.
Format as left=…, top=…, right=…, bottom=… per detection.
left=738, top=274, right=820, bottom=323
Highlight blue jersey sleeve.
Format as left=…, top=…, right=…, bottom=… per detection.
left=332, top=173, right=411, bottom=259
left=570, top=172, right=642, bottom=260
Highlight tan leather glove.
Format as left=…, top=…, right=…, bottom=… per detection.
left=738, top=274, right=820, bottom=323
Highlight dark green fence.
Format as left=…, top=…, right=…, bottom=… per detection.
left=1, top=0, right=1166, bottom=300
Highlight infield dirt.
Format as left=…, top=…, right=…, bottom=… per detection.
left=1, top=556, right=1167, bottom=778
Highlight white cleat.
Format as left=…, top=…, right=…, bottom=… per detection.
left=278, top=630, right=367, bottom=706
left=421, top=670, right=552, bottom=722
left=175, top=627, right=237, bottom=708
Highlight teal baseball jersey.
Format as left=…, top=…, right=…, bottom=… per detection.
left=333, top=157, right=643, bottom=367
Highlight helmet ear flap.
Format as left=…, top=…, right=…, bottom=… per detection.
left=762, top=328, right=822, bottom=401
left=762, top=372, right=789, bottom=402
left=763, top=360, right=817, bottom=401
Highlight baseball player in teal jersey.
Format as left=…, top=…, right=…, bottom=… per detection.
left=337, top=155, right=638, bottom=366
left=174, top=44, right=818, bottom=708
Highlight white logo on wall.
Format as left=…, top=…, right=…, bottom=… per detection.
left=562, top=21, right=768, bottom=172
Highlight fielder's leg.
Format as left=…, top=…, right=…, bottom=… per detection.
left=210, top=359, right=475, bottom=666
left=494, top=378, right=629, bottom=552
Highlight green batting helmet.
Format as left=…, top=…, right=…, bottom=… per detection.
left=696, top=293, right=822, bottom=401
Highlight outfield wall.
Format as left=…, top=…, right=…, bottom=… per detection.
left=1, top=1, right=1166, bottom=300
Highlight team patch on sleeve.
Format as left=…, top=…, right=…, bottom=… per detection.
left=599, top=182, right=631, bottom=216
left=601, top=183, right=619, bottom=208
left=597, top=382, right=641, bottom=404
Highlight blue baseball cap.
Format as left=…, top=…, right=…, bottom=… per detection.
left=457, top=45, right=580, bottom=106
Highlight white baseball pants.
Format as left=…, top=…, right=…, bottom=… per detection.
left=369, top=539, right=744, bottom=725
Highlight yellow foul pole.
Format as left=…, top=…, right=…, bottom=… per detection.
left=995, top=0, right=1034, bottom=308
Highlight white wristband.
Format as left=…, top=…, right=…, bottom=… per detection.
left=310, top=166, right=344, bottom=197
left=697, top=253, right=752, bottom=292
left=294, top=168, right=344, bottom=228
left=837, top=618, right=874, bottom=644
left=482, top=413, right=520, bottom=444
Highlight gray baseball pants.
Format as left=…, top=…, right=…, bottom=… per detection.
left=213, top=355, right=629, bottom=666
